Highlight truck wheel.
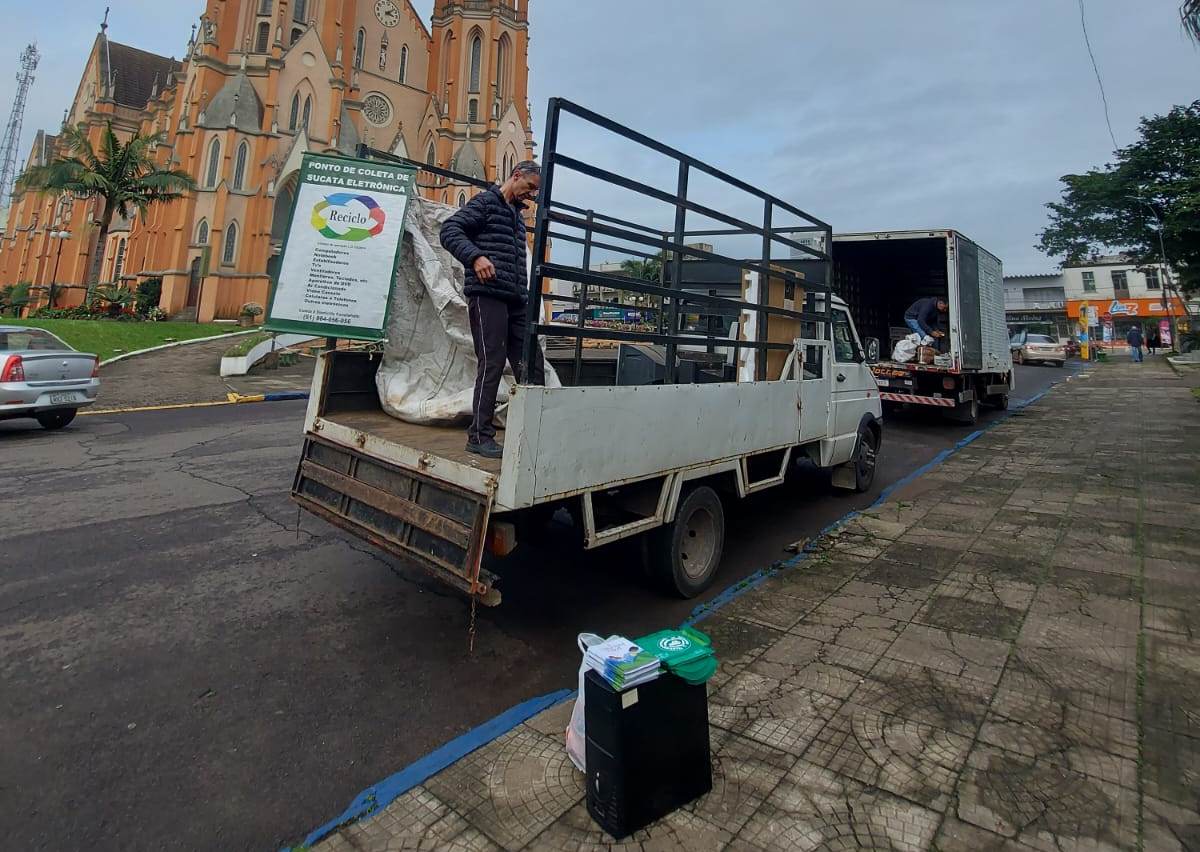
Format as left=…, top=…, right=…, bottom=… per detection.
left=36, top=408, right=77, bottom=430
left=853, top=426, right=879, bottom=493
left=987, top=393, right=1009, bottom=411
left=643, top=486, right=725, bottom=599
left=947, top=396, right=979, bottom=425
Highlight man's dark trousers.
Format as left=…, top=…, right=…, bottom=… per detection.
left=467, top=294, right=545, bottom=445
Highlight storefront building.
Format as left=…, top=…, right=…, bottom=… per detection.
left=1062, top=256, right=1192, bottom=347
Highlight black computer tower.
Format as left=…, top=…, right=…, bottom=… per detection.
left=584, top=669, right=712, bottom=839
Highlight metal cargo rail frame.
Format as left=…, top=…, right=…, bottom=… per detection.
left=526, top=97, right=835, bottom=384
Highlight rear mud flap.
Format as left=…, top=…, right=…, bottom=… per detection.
left=292, top=437, right=501, bottom=606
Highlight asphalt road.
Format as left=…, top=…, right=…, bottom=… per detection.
left=0, top=363, right=1073, bottom=851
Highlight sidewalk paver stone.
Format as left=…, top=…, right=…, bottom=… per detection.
left=847, top=657, right=994, bottom=736
left=915, top=594, right=1024, bottom=641
left=955, top=743, right=1136, bottom=852
left=708, top=670, right=841, bottom=757
left=885, top=622, right=1010, bottom=685
left=804, top=701, right=970, bottom=809
left=731, top=760, right=940, bottom=852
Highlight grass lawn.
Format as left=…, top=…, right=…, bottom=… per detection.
left=2, top=318, right=244, bottom=363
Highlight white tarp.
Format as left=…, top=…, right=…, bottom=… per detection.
left=376, top=196, right=559, bottom=424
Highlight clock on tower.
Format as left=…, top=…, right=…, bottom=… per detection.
left=375, top=0, right=400, bottom=27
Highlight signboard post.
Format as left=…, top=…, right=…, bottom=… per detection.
left=265, top=152, right=416, bottom=341
left=1078, top=299, right=1090, bottom=361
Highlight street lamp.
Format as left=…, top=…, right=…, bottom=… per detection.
left=48, top=230, right=71, bottom=309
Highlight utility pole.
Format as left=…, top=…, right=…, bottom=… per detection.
left=0, top=44, right=41, bottom=210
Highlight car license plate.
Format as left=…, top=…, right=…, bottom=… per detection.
left=49, top=392, right=79, bottom=405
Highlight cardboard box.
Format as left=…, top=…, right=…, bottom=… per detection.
left=917, top=346, right=936, bottom=365
left=740, top=266, right=806, bottom=380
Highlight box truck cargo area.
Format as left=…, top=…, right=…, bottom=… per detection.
left=832, top=230, right=1013, bottom=424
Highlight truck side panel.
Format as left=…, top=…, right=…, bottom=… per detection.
left=495, top=378, right=809, bottom=508
left=956, top=237, right=983, bottom=369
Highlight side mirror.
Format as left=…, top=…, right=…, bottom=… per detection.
left=864, top=337, right=881, bottom=363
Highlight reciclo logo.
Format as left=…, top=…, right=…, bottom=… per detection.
left=311, top=193, right=386, bottom=242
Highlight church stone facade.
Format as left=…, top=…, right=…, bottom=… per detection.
left=0, top=0, right=534, bottom=321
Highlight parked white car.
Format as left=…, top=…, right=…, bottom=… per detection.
left=0, top=326, right=100, bottom=430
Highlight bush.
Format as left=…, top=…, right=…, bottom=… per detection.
left=5, top=282, right=32, bottom=316
left=145, top=306, right=167, bottom=322
left=240, top=301, right=264, bottom=317
left=136, top=277, right=163, bottom=315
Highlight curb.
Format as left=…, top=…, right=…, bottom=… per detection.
left=99, top=328, right=259, bottom=367
left=79, top=390, right=309, bottom=416
left=287, top=380, right=1070, bottom=849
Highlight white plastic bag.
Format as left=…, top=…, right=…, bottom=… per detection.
left=892, top=337, right=918, bottom=363
left=566, top=632, right=603, bottom=772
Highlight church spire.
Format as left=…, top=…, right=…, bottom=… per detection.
left=101, top=5, right=109, bottom=33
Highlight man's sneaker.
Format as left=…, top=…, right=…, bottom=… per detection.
left=466, top=438, right=504, bottom=459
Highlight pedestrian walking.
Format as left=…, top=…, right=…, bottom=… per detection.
left=1146, top=326, right=1159, bottom=355
left=440, top=160, right=545, bottom=459
left=1126, top=325, right=1144, bottom=363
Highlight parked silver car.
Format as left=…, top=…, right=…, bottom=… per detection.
left=1010, top=331, right=1066, bottom=367
left=0, top=326, right=100, bottom=430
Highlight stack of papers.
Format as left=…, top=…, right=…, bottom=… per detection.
left=585, top=636, right=661, bottom=690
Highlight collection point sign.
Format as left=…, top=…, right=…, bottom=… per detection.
left=265, top=153, right=416, bottom=340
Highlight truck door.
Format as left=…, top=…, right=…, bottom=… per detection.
left=829, top=307, right=875, bottom=460
left=799, top=333, right=832, bottom=440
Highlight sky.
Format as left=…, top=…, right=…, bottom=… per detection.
left=0, top=0, right=1196, bottom=273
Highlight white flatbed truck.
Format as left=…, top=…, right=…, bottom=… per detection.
left=290, top=100, right=884, bottom=605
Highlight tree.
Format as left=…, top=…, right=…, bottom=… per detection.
left=1037, top=101, right=1200, bottom=294
left=1184, top=1, right=1200, bottom=42
left=620, top=255, right=663, bottom=283
left=16, top=123, right=195, bottom=299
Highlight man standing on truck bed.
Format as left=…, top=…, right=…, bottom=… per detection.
left=440, top=161, right=544, bottom=459
left=904, top=296, right=948, bottom=340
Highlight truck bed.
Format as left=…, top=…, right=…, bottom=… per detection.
left=328, top=409, right=503, bottom=475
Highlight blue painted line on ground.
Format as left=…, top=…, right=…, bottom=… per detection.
left=289, top=379, right=1070, bottom=847
left=263, top=391, right=310, bottom=402
left=295, top=687, right=573, bottom=849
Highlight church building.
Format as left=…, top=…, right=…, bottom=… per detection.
left=0, top=0, right=534, bottom=321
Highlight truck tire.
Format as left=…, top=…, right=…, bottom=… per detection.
left=643, top=486, right=725, bottom=599
left=36, top=408, right=77, bottom=430
left=946, top=396, right=979, bottom=425
left=853, top=425, right=879, bottom=492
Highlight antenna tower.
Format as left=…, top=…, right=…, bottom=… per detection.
left=0, top=43, right=41, bottom=209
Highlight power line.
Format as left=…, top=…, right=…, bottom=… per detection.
left=1077, top=0, right=1120, bottom=152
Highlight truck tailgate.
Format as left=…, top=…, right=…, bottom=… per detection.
left=293, top=436, right=501, bottom=605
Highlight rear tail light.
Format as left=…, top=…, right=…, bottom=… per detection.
left=0, top=355, right=24, bottom=382
left=942, top=377, right=956, bottom=390
left=91, top=357, right=100, bottom=378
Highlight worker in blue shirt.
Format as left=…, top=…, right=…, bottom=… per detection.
left=904, top=296, right=947, bottom=339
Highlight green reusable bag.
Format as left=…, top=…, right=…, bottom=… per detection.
left=634, top=626, right=718, bottom=685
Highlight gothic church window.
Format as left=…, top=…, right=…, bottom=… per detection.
left=222, top=222, right=239, bottom=266
left=302, top=96, right=312, bottom=129
left=496, top=34, right=511, bottom=100
left=255, top=22, right=271, bottom=53
left=427, top=142, right=436, bottom=165
left=458, top=192, right=466, bottom=207
left=468, top=98, right=478, bottom=124
left=289, top=93, right=300, bottom=130
left=197, top=219, right=209, bottom=244
left=468, top=34, right=482, bottom=93
left=399, top=45, right=408, bottom=84
left=205, top=138, right=221, bottom=188
left=257, top=0, right=271, bottom=15
left=112, top=239, right=127, bottom=281
left=292, top=0, right=307, bottom=23
left=363, top=93, right=392, bottom=126
left=354, top=29, right=366, bottom=69
left=291, top=28, right=303, bottom=45
left=232, top=141, right=249, bottom=190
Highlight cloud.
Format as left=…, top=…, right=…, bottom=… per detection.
left=3, top=0, right=1195, bottom=273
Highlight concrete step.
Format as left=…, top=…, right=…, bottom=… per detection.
left=172, top=307, right=198, bottom=322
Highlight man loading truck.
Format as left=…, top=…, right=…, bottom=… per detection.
left=903, top=296, right=948, bottom=340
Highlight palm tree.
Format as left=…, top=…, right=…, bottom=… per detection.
left=1184, top=1, right=1200, bottom=42
left=16, top=122, right=195, bottom=299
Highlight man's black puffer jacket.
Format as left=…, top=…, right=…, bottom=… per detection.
left=439, top=186, right=529, bottom=304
